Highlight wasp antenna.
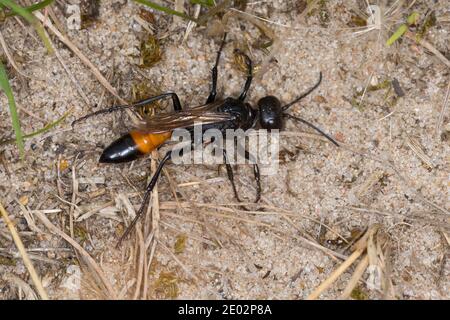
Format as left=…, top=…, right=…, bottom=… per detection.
left=284, top=113, right=339, bottom=147
left=282, top=72, right=322, bottom=111
left=71, top=104, right=134, bottom=126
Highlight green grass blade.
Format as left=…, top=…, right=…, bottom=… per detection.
left=0, top=61, right=24, bottom=159
left=0, top=111, right=70, bottom=146
left=0, top=0, right=53, bottom=53
left=134, top=0, right=198, bottom=22
left=22, top=111, right=69, bottom=139
left=190, top=0, right=214, bottom=7
left=4, top=0, right=54, bottom=17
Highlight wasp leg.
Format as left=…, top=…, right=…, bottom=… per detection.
left=72, top=92, right=183, bottom=126
left=283, top=113, right=340, bottom=147
left=116, top=149, right=173, bottom=247
left=244, top=150, right=261, bottom=203
left=205, top=33, right=227, bottom=104
left=234, top=49, right=253, bottom=101
left=222, top=148, right=261, bottom=206
left=222, top=149, right=242, bottom=202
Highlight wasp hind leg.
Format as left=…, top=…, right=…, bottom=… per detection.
left=116, top=149, right=175, bottom=247
left=222, top=148, right=261, bottom=210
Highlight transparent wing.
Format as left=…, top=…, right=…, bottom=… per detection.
left=135, top=100, right=232, bottom=133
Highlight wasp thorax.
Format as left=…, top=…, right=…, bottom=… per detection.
left=257, top=96, right=283, bottom=130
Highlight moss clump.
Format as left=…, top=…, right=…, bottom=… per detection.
left=154, top=271, right=179, bottom=299
left=174, top=234, right=187, bottom=254
left=350, top=286, right=368, bottom=300
left=80, top=0, right=100, bottom=29
left=139, top=35, right=162, bottom=69
left=0, top=256, right=16, bottom=266
left=131, top=82, right=164, bottom=117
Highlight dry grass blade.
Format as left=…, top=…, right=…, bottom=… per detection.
left=0, top=30, right=31, bottom=79
left=405, top=135, right=434, bottom=169
left=341, top=143, right=449, bottom=216
left=150, top=151, right=161, bottom=239
left=158, top=240, right=199, bottom=282
left=15, top=198, right=43, bottom=233
left=33, top=211, right=118, bottom=299
left=69, top=160, right=78, bottom=238
left=0, top=201, right=49, bottom=300
left=133, top=223, right=145, bottom=300
left=44, top=29, right=91, bottom=107
left=339, top=254, right=369, bottom=299
left=306, top=247, right=365, bottom=300
left=34, top=12, right=126, bottom=104
left=3, top=274, right=38, bottom=300
left=436, top=80, right=450, bottom=139
left=306, top=225, right=381, bottom=300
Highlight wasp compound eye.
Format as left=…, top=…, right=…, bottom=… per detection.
left=258, top=95, right=283, bottom=130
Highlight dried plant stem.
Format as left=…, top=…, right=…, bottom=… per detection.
left=339, top=254, right=369, bottom=299
left=34, top=211, right=118, bottom=299
left=436, top=80, right=450, bottom=139
left=44, top=29, right=91, bottom=107
left=158, top=240, right=199, bottom=282
left=34, top=12, right=127, bottom=104
left=0, top=201, right=49, bottom=300
left=132, top=224, right=145, bottom=300
left=306, top=248, right=365, bottom=300
left=0, top=30, right=31, bottom=79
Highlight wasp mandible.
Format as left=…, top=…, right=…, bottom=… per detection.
left=73, top=33, right=339, bottom=246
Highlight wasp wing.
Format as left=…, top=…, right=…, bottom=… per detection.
left=135, top=101, right=233, bottom=133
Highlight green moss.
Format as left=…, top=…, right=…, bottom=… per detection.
left=139, top=35, right=162, bottom=68
left=350, top=286, right=368, bottom=300
left=306, top=0, right=330, bottom=27
left=0, top=255, right=16, bottom=266
left=174, top=234, right=187, bottom=254
left=80, top=0, right=100, bottom=29
left=73, top=225, right=88, bottom=243
left=154, top=271, right=179, bottom=299
left=131, top=82, right=164, bottom=117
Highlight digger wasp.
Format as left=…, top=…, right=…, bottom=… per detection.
left=72, top=33, right=339, bottom=246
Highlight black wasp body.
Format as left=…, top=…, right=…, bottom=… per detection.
left=73, top=33, right=339, bottom=246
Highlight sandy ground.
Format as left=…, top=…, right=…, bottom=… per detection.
left=0, top=1, right=449, bottom=299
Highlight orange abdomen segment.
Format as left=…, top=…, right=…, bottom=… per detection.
left=130, top=131, right=172, bottom=155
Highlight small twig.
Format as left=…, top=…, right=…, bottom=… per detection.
left=0, top=201, right=49, bottom=300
